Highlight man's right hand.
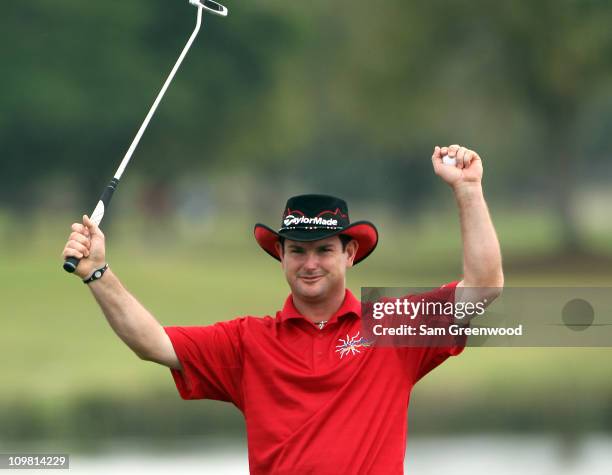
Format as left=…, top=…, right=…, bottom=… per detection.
left=62, top=215, right=106, bottom=279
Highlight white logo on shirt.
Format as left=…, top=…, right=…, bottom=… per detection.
left=335, top=332, right=372, bottom=358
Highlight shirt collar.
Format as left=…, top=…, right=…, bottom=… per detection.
left=277, top=288, right=361, bottom=324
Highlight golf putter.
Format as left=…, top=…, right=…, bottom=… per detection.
left=63, top=0, right=228, bottom=273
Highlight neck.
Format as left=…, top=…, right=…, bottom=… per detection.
left=292, top=288, right=347, bottom=323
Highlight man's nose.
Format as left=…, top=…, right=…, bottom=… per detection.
left=303, top=251, right=320, bottom=270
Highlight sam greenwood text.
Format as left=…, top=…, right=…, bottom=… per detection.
left=371, top=324, right=524, bottom=337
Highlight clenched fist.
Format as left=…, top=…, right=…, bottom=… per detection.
left=62, top=215, right=106, bottom=279
left=431, top=144, right=483, bottom=189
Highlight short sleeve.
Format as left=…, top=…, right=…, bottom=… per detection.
left=164, top=318, right=244, bottom=408
left=401, top=281, right=467, bottom=383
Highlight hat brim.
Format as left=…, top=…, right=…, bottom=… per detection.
left=253, top=221, right=378, bottom=265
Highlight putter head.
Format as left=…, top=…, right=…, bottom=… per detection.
left=189, top=0, right=228, bottom=17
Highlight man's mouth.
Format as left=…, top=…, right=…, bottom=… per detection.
left=299, top=275, right=324, bottom=283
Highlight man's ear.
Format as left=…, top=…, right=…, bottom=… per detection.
left=274, top=240, right=284, bottom=262
left=345, top=239, right=359, bottom=267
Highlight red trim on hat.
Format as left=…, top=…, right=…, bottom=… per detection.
left=253, top=221, right=378, bottom=265
left=254, top=225, right=283, bottom=260
left=316, top=208, right=348, bottom=219
left=284, top=208, right=305, bottom=217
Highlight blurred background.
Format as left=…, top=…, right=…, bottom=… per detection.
left=1, top=0, right=612, bottom=473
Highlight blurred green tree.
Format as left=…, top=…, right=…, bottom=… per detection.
left=285, top=0, right=612, bottom=252
left=2, top=0, right=612, bottom=256
left=485, top=0, right=612, bottom=253
left=0, top=0, right=298, bottom=212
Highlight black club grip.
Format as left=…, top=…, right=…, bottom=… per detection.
left=63, top=256, right=80, bottom=273
left=63, top=178, right=120, bottom=273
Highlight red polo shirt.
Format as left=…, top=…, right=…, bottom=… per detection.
left=164, top=282, right=464, bottom=475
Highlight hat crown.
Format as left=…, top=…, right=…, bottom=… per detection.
left=254, top=193, right=378, bottom=265
left=280, top=194, right=350, bottom=232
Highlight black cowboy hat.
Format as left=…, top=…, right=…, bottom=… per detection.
left=254, top=194, right=378, bottom=265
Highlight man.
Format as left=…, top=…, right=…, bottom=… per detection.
left=62, top=144, right=503, bottom=474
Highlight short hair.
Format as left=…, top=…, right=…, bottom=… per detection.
left=279, top=234, right=353, bottom=252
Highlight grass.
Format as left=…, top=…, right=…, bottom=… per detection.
left=1, top=209, right=612, bottom=412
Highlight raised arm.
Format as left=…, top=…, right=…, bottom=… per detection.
left=431, top=144, right=504, bottom=304
left=62, top=215, right=180, bottom=369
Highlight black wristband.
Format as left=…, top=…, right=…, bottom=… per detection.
left=83, top=264, right=109, bottom=284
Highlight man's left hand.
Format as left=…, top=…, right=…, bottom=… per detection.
left=431, top=144, right=483, bottom=189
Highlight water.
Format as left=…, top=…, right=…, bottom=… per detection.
left=5, top=434, right=611, bottom=474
